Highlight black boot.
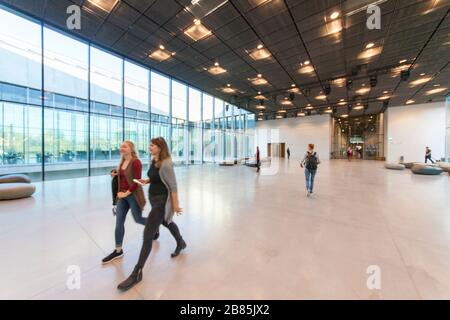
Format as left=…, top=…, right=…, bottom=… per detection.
left=117, top=266, right=142, bottom=291
left=171, top=239, right=187, bottom=258
left=153, top=230, right=160, bottom=240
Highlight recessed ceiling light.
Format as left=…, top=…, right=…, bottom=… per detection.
left=406, top=99, right=415, bottom=104
left=354, top=105, right=364, bottom=110
left=208, top=65, right=227, bottom=75
left=250, top=76, right=268, bottom=86
left=258, top=117, right=263, bottom=121
left=222, top=87, right=236, bottom=93
left=399, top=59, right=407, bottom=64
left=291, top=84, right=296, bottom=87
left=357, top=46, right=382, bottom=59
left=377, top=95, right=390, bottom=100
left=149, top=48, right=174, bottom=62
left=226, top=83, right=231, bottom=87
left=258, top=91, right=261, bottom=94
left=420, top=73, right=426, bottom=76
left=365, top=42, right=375, bottom=49
left=356, top=87, right=370, bottom=95
left=86, top=0, right=119, bottom=13
left=434, top=84, right=440, bottom=87
left=425, top=87, right=447, bottom=95
left=256, top=105, right=266, bottom=110
left=304, top=60, right=310, bottom=65
left=257, top=74, right=262, bottom=78
left=254, top=94, right=267, bottom=100
left=305, top=105, right=314, bottom=110
left=276, top=115, right=283, bottom=119
left=184, top=20, right=212, bottom=41
left=410, top=77, right=431, bottom=86
left=248, top=46, right=271, bottom=60
left=324, top=108, right=333, bottom=113
left=281, top=100, right=292, bottom=105
left=333, top=78, right=346, bottom=87
left=341, top=114, right=349, bottom=118
left=315, top=94, right=327, bottom=100
left=330, top=11, right=340, bottom=19
left=383, top=91, right=388, bottom=94
left=299, top=65, right=314, bottom=74
left=278, top=109, right=287, bottom=113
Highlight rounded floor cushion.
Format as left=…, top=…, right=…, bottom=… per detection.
left=411, top=164, right=443, bottom=175
left=437, top=162, right=450, bottom=172
left=0, top=183, right=36, bottom=200
left=0, top=174, right=31, bottom=184
left=401, top=162, right=416, bottom=169
left=385, top=163, right=405, bottom=170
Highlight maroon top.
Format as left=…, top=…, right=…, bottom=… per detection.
left=119, top=159, right=142, bottom=192
left=256, top=149, right=260, bottom=162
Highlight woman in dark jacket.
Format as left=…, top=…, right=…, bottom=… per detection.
left=117, top=137, right=186, bottom=291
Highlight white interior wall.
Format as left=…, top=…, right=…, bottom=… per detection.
left=255, top=115, right=331, bottom=160
left=386, top=101, right=446, bottom=163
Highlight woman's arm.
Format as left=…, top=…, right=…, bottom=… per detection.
left=128, top=159, right=142, bottom=192
left=161, top=161, right=182, bottom=214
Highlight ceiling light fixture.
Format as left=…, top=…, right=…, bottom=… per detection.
left=410, top=77, right=432, bottom=86
left=86, top=0, right=119, bottom=13
left=365, top=42, right=375, bottom=49
left=248, top=45, right=271, bottom=60
left=425, top=87, right=447, bottom=95
left=330, top=11, right=340, bottom=19
left=184, top=19, right=212, bottom=41
left=406, top=99, right=415, bottom=104
left=149, top=47, right=175, bottom=62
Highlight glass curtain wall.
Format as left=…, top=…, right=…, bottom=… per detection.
left=124, top=60, right=150, bottom=170
left=188, top=88, right=202, bottom=164
left=214, top=98, right=224, bottom=162
left=203, top=94, right=214, bottom=162
left=150, top=71, right=170, bottom=143
left=0, top=8, right=42, bottom=180
left=171, top=80, right=187, bottom=164
left=0, top=6, right=255, bottom=180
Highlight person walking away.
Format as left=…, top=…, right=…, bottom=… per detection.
left=347, top=146, right=353, bottom=161
left=425, top=146, right=434, bottom=164
left=300, top=144, right=320, bottom=197
left=117, top=137, right=186, bottom=291
left=287, top=147, right=290, bottom=160
left=256, top=146, right=261, bottom=173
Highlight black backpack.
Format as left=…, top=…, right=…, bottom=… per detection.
left=305, top=152, right=318, bottom=170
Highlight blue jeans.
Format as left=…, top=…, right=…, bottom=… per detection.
left=304, top=168, right=317, bottom=192
left=115, top=194, right=147, bottom=247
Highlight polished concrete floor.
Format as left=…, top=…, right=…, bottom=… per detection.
left=1, top=159, right=449, bottom=300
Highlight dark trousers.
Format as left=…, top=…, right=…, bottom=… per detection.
left=111, top=176, right=118, bottom=205
left=135, top=194, right=183, bottom=269
left=425, top=155, right=434, bottom=164
left=256, top=160, right=261, bottom=172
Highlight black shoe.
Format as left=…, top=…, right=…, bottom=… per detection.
left=171, top=239, right=187, bottom=258
left=102, top=249, right=123, bottom=264
left=153, top=230, right=160, bottom=241
left=117, top=267, right=142, bottom=291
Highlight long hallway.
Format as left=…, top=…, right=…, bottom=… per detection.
left=1, top=159, right=449, bottom=299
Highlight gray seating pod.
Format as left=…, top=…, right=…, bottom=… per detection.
left=0, top=183, right=36, bottom=200
left=0, top=174, right=31, bottom=184
left=411, top=164, right=443, bottom=175
left=385, top=163, right=405, bottom=170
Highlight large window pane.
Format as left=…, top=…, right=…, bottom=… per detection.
left=90, top=47, right=123, bottom=175
left=0, top=8, right=42, bottom=180
left=214, top=98, right=224, bottom=162
left=171, top=80, right=187, bottom=164
left=124, top=61, right=149, bottom=112
left=188, top=88, right=202, bottom=164
left=203, top=94, right=214, bottom=163
left=43, top=27, right=89, bottom=180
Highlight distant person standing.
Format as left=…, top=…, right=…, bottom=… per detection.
left=256, top=146, right=261, bottom=173
left=346, top=146, right=353, bottom=161
left=300, top=144, right=320, bottom=197
left=286, top=147, right=291, bottom=160
left=425, top=146, right=434, bottom=164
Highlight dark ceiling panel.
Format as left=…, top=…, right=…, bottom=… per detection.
left=1, top=0, right=448, bottom=118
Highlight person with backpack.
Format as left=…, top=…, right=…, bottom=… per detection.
left=425, top=146, right=434, bottom=164
left=300, top=144, right=320, bottom=197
